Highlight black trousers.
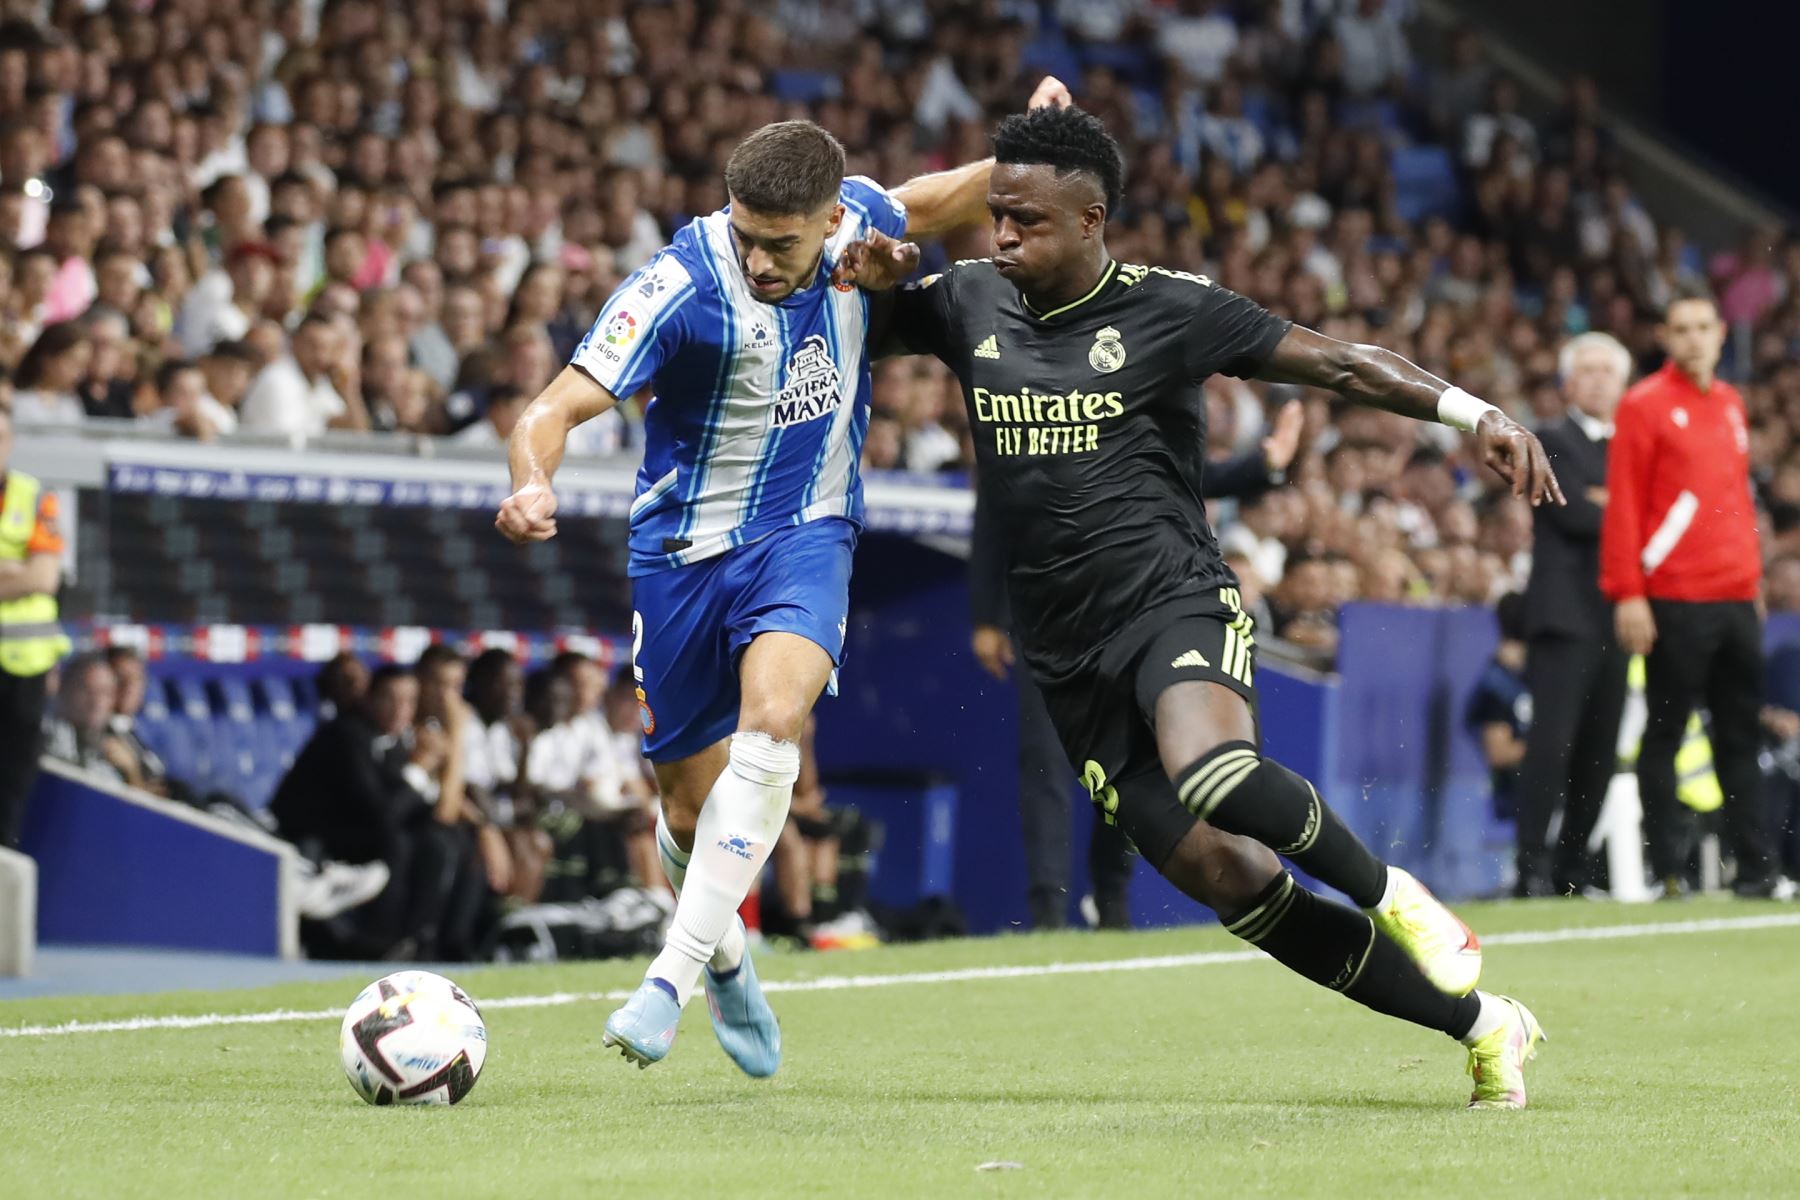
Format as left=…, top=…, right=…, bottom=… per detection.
left=1518, top=634, right=1629, bottom=887
left=0, top=669, right=49, bottom=849
left=1015, top=639, right=1133, bottom=927
left=1640, top=599, right=1773, bottom=882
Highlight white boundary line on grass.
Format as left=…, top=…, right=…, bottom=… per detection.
left=6, top=911, right=1800, bottom=1040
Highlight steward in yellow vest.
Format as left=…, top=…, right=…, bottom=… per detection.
left=0, top=407, right=71, bottom=846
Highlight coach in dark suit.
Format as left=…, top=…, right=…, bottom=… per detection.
left=972, top=399, right=1304, bottom=928
left=1516, top=333, right=1633, bottom=896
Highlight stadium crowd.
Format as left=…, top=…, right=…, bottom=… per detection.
left=4, top=0, right=1799, bottom=661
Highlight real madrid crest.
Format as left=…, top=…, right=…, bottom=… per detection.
left=1089, top=325, right=1126, bottom=373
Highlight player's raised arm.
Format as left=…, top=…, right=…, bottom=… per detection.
left=886, top=75, right=1071, bottom=241
left=496, top=366, right=618, bottom=543
left=1254, top=325, right=1566, bottom=507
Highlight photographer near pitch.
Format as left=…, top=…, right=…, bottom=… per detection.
left=1600, top=290, right=1781, bottom=897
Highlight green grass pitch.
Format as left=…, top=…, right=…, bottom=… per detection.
left=3, top=899, right=1797, bottom=1199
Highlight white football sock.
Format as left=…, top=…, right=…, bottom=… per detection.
left=647, top=733, right=797, bottom=1003
left=1459, top=991, right=1510, bottom=1045
left=654, top=809, right=747, bottom=975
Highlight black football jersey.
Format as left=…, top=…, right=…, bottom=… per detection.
left=888, top=258, right=1291, bottom=683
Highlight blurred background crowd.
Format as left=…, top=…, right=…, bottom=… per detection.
left=5, top=0, right=1799, bottom=662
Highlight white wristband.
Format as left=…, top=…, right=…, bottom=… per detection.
left=1436, top=386, right=1499, bottom=433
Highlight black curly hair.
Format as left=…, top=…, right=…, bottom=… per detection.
left=991, top=105, right=1125, bottom=215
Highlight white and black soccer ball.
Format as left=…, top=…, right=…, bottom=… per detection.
left=339, top=970, right=488, bottom=1106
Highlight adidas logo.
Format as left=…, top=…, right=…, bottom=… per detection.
left=1170, top=649, right=1210, bottom=670
left=974, top=334, right=1001, bottom=359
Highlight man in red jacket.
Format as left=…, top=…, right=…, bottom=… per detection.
left=1600, top=288, right=1778, bottom=896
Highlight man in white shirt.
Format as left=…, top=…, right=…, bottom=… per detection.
left=174, top=241, right=278, bottom=358
left=1157, top=0, right=1239, bottom=87
left=238, top=313, right=357, bottom=436
left=451, top=384, right=527, bottom=450
left=142, top=359, right=239, bottom=441
left=1336, top=0, right=1412, bottom=97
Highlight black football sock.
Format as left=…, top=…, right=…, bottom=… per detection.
left=1175, top=742, right=1388, bottom=908
left=1224, top=872, right=1480, bottom=1039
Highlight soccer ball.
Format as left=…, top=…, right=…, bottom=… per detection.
left=339, top=970, right=488, bottom=1106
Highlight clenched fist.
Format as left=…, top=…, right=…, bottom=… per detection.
left=496, top=477, right=559, bottom=543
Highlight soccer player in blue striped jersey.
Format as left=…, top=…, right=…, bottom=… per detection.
left=495, top=82, right=1069, bottom=1076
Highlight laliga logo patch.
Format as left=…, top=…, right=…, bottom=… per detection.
left=636, top=685, right=655, bottom=735
left=604, top=309, right=641, bottom=346
left=1089, top=325, right=1126, bottom=374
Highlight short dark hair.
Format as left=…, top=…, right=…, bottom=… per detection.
left=992, top=105, right=1125, bottom=214
left=416, top=643, right=465, bottom=673
left=724, top=120, right=845, bottom=216
left=102, top=644, right=141, bottom=668
left=1494, top=591, right=1526, bottom=641
left=549, top=650, right=594, bottom=678
left=368, top=663, right=414, bottom=692
left=154, top=357, right=199, bottom=393
left=1664, top=283, right=1718, bottom=319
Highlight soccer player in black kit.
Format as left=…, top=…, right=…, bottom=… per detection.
left=843, top=106, right=1563, bottom=1109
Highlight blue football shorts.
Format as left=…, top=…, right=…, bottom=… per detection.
left=629, top=516, right=857, bottom=762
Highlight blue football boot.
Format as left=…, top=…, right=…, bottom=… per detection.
left=602, top=979, right=682, bottom=1069
left=704, top=934, right=781, bottom=1078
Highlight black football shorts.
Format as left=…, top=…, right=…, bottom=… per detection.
left=1034, top=588, right=1260, bottom=869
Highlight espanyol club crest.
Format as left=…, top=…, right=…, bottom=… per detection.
left=636, top=685, right=656, bottom=735
left=1089, top=325, right=1126, bottom=373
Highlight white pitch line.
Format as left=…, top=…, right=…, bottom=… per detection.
left=5, top=911, right=1799, bottom=1040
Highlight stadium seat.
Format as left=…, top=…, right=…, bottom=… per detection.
left=207, top=677, right=263, bottom=802
left=161, top=676, right=221, bottom=790
left=1391, top=145, right=1461, bottom=224
left=1078, top=42, right=1157, bottom=86
left=1020, top=38, right=1082, bottom=86
left=768, top=70, right=837, bottom=104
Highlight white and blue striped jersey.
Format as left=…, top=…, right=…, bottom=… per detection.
left=570, top=176, right=909, bottom=576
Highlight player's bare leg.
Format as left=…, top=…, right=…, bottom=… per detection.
left=1151, top=682, right=1544, bottom=1107
left=606, top=633, right=830, bottom=1073
left=1153, top=680, right=1481, bottom=995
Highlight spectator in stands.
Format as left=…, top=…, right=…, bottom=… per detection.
left=174, top=240, right=279, bottom=359
left=197, top=340, right=258, bottom=426
left=272, top=663, right=481, bottom=960
left=1465, top=593, right=1531, bottom=838
left=1268, top=552, right=1342, bottom=658
left=515, top=666, right=614, bottom=900
left=74, top=309, right=135, bottom=421
left=143, top=359, right=231, bottom=442
left=239, top=312, right=366, bottom=436
left=39, top=196, right=98, bottom=325
left=415, top=642, right=513, bottom=898
left=463, top=647, right=551, bottom=901
left=40, top=653, right=129, bottom=783
left=1334, top=0, right=1411, bottom=98
left=603, top=663, right=660, bottom=802
left=11, top=320, right=90, bottom=425
left=452, top=383, right=527, bottom=450
left=549, top=650, right=663, bottom=892
left=315, top=652, right=370, bottom=719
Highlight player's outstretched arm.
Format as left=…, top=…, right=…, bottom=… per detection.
left=496, top=366, right=620, bottom=543
left=1254, top=325, right=1566, bottom=506
left=889, top=75, right=1071, bottom=241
